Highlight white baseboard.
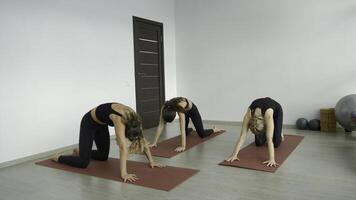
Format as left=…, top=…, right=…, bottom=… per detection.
left=0, top=144, right=77, bottom=169
left=0, top=135, right=117, bottom=169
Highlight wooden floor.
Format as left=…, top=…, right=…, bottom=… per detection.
left=1, top=122, right=356, bottom=200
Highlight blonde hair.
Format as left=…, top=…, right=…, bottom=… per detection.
left=120, top=108, right=147, bottom=154
left=128, top=137, right=148, bottom=154
left=249, top=115, right=265, bottom=134
left=121, top=108, right=140, bottom=126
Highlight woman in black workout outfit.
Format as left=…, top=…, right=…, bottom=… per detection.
left=150, top=97, right=221, bottom=152
left=52, top=103, right=165, bottom=182
left=226, top=97, right=284, bottom=167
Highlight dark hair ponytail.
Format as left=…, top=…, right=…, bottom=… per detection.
left=162, top=97, right=186, bottom=123
left=163, top=97, right=186, bottom=113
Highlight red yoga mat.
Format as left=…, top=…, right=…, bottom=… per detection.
left=219, top=135, right=304, bottom=172
left=150, top=130, right=226, bottom=158
left=36, top=158, right=199, bottom=191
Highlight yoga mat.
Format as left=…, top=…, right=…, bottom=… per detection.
left=150, top=130, right=226, bottom=158
left=219, top=135, right=304, bottom=172
left=36, top=158, right=199, bottom=191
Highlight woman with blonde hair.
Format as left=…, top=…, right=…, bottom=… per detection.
left=226, top=97, right=284, bottom=167
left=52, top=103, right=164, bottom=182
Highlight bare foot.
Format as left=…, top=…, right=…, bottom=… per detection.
left=213, top=126, right=222, bottom=133
left=72, top=148, right=79, bottom=156
left=282, top=133, right=285, bottom=142
left=51, top=154, right=61, bottom=162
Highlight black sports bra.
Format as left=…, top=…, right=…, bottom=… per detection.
left=184, top=98, right=190, bottom=110
left=95, top=103, right=122, bottom=126
left=249, top=97, right=279, bottom=116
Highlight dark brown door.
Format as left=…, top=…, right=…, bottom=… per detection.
left=133, top=17, right=165, bottom=129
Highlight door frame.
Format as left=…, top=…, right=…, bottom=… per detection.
left=133, top=16, right=165, bottom=127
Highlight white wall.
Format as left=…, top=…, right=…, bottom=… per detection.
left=0, top=0, right=176, bottom=163
left=175, top=0, right=356, bottom=124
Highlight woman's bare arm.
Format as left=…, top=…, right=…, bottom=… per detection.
left=226, top=109, right=251, bottom=162
left=112, top=116, right=138, bottom=182
left=143, top=142, right=166, bottom=168
left=150, top=108, right=166, bottom=147
left=175, top=112, right=186, bottom=152
left=262, top=108, right=278, bottom=167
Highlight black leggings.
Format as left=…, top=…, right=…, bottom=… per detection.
left=255, top=104, right=283, bottom=148
left=58, top=112, right=110, bottom=168
left=185, top=104, right=214, bottom=138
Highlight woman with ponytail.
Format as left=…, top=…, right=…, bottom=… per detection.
left=52, top=103, right=165, bottom=182
left=150, top=97, right=221, bottom=152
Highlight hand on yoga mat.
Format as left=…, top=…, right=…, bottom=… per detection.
left=121, top=173, right=139, bottom=182
left=263, top=159, right=279, bottom=167
left=174, top=146, right=186, bottom=152
left=226, top=155, right=240, bottom=162
left=148, top=143, right=157, bottom=148
left=149, top=161, right=166, bottom=168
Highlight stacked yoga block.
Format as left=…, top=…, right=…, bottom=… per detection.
left=320, top=108, right=336, bottom=133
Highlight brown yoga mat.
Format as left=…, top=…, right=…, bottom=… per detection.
left=36, top=158, right=198, bottom=191
left=219, top=135, right=304, bottom=172
left=150, top=130, right=226, bottom=158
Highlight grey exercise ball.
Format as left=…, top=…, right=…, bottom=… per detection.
left=335, top=94, right=356, bottom=131
left=309, top=119, right=320, bottom=131
left=296, top=118, right=309, bottom=130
